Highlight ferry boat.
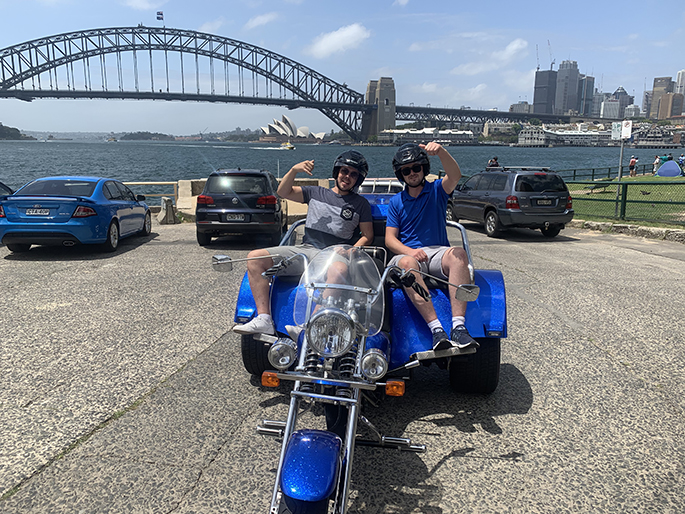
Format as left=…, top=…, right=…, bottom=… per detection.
left=280, top=141, right=295, bottom=150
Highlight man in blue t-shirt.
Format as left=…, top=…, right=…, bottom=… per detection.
left=234, top=151, right=373, bottom=336
left=385, top=142, right=478, bottom=352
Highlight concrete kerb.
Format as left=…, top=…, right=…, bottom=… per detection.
left=567, top=219, right=685, bottom=244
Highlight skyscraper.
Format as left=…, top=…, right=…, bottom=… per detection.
left=649, top=77, right=674, bottom=119
left=577, top=75, right=595, bottom=115
left=612, top=86, right=634, bottom=119
left=533, top=70, right=557, bottom=114
left=555, top=60, right=580, bottom=115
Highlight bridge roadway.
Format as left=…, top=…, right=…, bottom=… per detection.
left=1, top=221, right=684, bottom=513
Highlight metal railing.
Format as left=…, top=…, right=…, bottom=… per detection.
left=566, top=180, right=685, bottom=226
left=124, top=181, right=178, bottom=205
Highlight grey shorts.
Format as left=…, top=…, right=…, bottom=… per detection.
left=388, top=246, right=450, bottom=280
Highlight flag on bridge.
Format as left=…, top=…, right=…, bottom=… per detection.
left=156, top=11, right=164, bottom=20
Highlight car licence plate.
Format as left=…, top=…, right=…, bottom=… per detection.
left=26, top=208, right=50, bottom=215
left=537, top=199, right=553, bottom=206
left=225, top=213, right=245, bottom=221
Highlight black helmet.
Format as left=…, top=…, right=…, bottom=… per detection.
left=332, top=150, right=368, bottom=189
left=392, top=143, right=430, bottom=183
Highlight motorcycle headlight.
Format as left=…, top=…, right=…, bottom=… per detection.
left=268, top=338, right=298, bottom=370
left=360, top=348, right=388, bottom=380
left=305, top=309, right=356, bottom=358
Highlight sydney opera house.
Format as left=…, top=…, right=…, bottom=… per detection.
left=259, top=114, right=327, bottom=142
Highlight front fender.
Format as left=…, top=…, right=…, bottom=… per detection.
left=281, top=429, right=342, bottom=502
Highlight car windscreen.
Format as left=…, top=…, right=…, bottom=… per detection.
left=17, top=179, right=97, bottom=197
left=515, top=174, right=567, bottom=193
left=206, top=175, right=267, bottom=195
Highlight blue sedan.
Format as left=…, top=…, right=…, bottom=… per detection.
left=0, top=176, right=151, bottom=253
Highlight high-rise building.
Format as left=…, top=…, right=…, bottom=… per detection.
left=657, top=92, right=684, bottom=119
left=577, top=75, right=595, bottom=115
left=642, top=90, right=652, bottom=117
left=533, top=70, right=557, bottom=114
left=649, top=77, right=674, bottom=119
left=675, top=70, right=685, bottom=95
left=555, top=60, right=580, bottom=115
left=600, top=98, right=620, bottom=119
left=624, top=104, right=641, bottom=118
left=593, top=90, right=610, bottom=118
left=612, top=86, right=634, bottom=118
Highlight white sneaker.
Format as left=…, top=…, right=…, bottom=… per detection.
left=233, top=316, right=275, bottom=335
left=285, top=325, right=304, bottom=341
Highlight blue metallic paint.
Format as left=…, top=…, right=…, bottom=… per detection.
left=280, top=429, right=342, bottom=501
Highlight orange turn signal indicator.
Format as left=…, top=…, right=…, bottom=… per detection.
left=385, top=379, right=405, bottom=397
left=261, top=371, right=280, bottom=388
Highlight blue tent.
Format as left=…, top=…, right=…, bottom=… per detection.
left=655, top=160, right=682, bottom=177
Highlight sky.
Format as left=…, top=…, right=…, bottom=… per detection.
left=1, top=0, right=684, bottom=136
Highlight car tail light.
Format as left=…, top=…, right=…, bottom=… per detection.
left=566, top=195, right=573, bottom=209
left=196, top=194, right=214, bottom=205
left=505, top=195, right=520, bottom=209
left=257, top=195, right=277, bottom=206
left=0, top=205, right=5, bottom=218
left=72, top=206, right=97, bottom=218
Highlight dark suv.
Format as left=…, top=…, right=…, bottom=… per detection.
left=195, top=169, right=287, bottom=246
left=447, top=167, right=574, bottom=238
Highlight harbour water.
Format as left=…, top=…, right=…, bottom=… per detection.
left=0, top=139, right=678, bottom=192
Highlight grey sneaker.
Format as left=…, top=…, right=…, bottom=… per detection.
left=432, top=328, right=452, bottom=351
left=450, top=325, right=480, bottom=350
left=233, top=316, right=275, bottom=335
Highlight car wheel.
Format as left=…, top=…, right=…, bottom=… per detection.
left=102, top=220, right=120, bottom=252
left=541, top=225, right=561, bottom=238
left=196, top=230, right=212, bottom=246
left=270, top=226, right=284, bottom=246
left=7, top=243, right=31, bottom=253
left=446, top=205, right=458, bottom=222
left=484, top=211, right=502, bottom=237
left=241, top=334, right=270, bottom=376
left=140, top=212, right=152, bottom=236
left=449, top=337, right=501, bottom=394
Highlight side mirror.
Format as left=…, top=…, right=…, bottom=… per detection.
left=212, top=254, right=233, bottom=272
left=136, top=194, right=146, bottom=201
left=455, top=284, right=480, bottom=302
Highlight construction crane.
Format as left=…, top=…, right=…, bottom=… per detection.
left=548, top=40, right=555, bottom=70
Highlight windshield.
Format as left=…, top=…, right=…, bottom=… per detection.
left=293, top=246, right=385, bottom=336
left=206, top=175, right=267, bottom=195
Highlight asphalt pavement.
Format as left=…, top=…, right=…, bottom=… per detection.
left=1, top=221, right=684, bottom=513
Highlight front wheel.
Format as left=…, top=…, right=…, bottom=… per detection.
left=240, top=334, right=270, bottom=376
left=449, top=338, right=501, bottom=394
left=541, top=225, right=561, bottom=238
left=484, top=211, right=502, bottom=237
left=102, top=220, right=119, bottom=252
left=139, top=211, right=152, bottom=236
left=282, top=495, right=329, bottom=514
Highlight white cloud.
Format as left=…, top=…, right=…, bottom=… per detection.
left=393, top=0, right=409, bottom=5
left=198, top=17, right=225, bottom=34
left=305, top=24, right=371, bottom=59
left=450, top=38, right=528, bottom=76
left=244, top=12, right=279, bottom=30
left=121, top=0, right=167, bottom=10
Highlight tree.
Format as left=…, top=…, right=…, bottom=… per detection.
left=528, top=118, right=542, bottom=126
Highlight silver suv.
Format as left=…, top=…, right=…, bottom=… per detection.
left=447, top=167, right=574, bottom=238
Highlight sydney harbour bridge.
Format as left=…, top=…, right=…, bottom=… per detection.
left=0, top=26, right=569, bottom=140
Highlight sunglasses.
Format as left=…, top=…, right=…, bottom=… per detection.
left=400, top=164, right=424, bottom=176
left=338, top=167, right=359, bottom=180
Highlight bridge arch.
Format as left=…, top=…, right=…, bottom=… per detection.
left=0, top=26, right=371, bottom=139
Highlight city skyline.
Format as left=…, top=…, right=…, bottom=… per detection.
left=1, top=0, right=684, bottom=135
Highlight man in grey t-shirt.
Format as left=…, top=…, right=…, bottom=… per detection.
left=234, top=151, right=373, bottom=336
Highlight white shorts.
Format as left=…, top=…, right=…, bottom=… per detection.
left=388, top=246, right=450, bottom=280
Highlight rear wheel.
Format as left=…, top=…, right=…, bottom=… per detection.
left=541, top=225, right=561, bottom=238
left=102, top=220, right=119, bottom=252
left=196, top=230, right=212, bottom=246
left=240, top=334, right=270, bottom=376
left=7, top=243, right=31, bottom=253
left=484, top=211, right=502, bottom=237
left=449, top=338, right=501, bottom=394
left=282, top=495, right=329, bottom=514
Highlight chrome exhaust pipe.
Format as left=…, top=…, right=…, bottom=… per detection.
left=63, top=241, right=75, bottom=247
